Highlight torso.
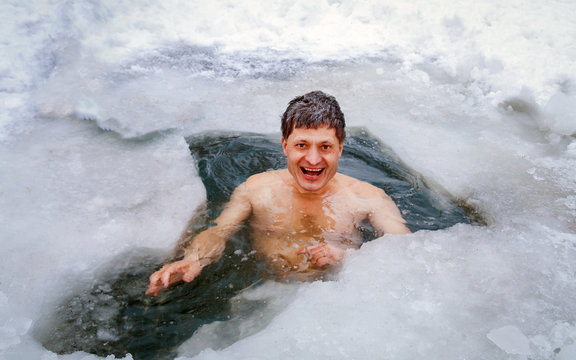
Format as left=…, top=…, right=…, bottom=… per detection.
left=244, top=170, right=378, bottom=279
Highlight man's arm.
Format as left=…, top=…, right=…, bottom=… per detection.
left=146, top=183, right=252, bottom=296
left=368, top=187, right=411, bottom=235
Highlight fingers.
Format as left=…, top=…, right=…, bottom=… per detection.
left=315, top=257, right=331, bottom=266
left=296, top=243, right=326, bottom=256
left=161, top=268, right=174, bottom=288
left=146, top=270, right=166, bottom=296
left=146, top=260, right=201, bottom=297
left=146, top=271, right=163, bottom=297
left=298, top=243, right=342, bottom=266
left=308, top=244, right=328, bottom=256
left=145, top=284, right=163, bottom=297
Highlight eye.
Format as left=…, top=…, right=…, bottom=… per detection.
left=321, top=144, right=332, bottom=150
left=296, top=143, right=306, bottom=149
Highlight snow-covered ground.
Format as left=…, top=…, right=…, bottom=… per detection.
left=1, top=1, right=575, bottom=359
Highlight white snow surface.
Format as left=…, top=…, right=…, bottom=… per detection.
left=1, top=1, right=575, bottom=359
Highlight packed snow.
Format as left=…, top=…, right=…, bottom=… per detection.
left=1, top=1, right=575, bottom=359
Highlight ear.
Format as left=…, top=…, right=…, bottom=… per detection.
left=337, top=141, right=344, bottom=157
left=282, top=137, right=288, bottom=156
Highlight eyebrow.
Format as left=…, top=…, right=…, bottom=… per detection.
left=291, top=136, right=337, bottom=144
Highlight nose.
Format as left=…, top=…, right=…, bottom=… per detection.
left=305, top=146, right=321, bottom=165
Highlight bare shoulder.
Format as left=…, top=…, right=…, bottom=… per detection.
left=241, top=170, right=287, bottom=198
left=245, top=170, right=285, bottom=187
left=335, top=174, right=409, bottom=233
left=225, top=171, right=284, bottom=209
left=335, top=173, right=390, bottom=199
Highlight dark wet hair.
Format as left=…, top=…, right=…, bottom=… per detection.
left=281, top=91, right=346, bottom=143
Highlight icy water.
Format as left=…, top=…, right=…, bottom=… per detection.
left=37, top=129, right=476, bottom=360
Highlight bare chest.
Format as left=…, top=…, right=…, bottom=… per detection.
left=249, top=191, right=367, bottom=244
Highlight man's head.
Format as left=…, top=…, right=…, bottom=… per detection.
left=281, top=91, right=346, bottom=144
left=281, top=91, right=346, bottom=194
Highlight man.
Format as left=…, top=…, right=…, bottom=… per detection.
left=146, top=91, right=410, bottom=297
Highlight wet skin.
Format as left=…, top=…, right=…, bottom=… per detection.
left=146, top=126, right=410, bottom=296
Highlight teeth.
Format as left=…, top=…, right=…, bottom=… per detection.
left=303, top=168, right=322, bottom=172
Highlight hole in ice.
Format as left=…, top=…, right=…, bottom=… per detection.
left=188, top=127, right=483, bottom=232
left=36, top=127, right=483, bottom=359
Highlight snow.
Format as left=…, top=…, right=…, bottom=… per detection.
left=1, top=0, right=575, bottom=359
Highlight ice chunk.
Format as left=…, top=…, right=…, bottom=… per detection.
left=543, top=90, right=576, bottom=136
left=0, top=317, right=32, bottom=350
left=557, top=343, right=576, bottom=360
left=487, top=325, right=531, bottom=355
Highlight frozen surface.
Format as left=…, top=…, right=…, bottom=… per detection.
left=487, top=326, right=531, bottom=355
left=1, top=0, right=576, bottom=359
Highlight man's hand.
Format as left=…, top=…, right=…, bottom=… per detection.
left=145, top=259, right=203, bottom=297
left=297, top=243, right=345, bottom=267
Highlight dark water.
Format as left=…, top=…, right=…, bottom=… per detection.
left=38, top=128, right=480, bottom=360
left=189, top=127, right=478, bottom=232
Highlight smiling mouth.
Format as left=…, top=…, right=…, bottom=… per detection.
left=301, top=167, right=324, bottom=177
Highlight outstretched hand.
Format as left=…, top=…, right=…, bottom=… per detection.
left=297, top=243, right=345, bottom=267
left=146, top=259, right=203, bottom=297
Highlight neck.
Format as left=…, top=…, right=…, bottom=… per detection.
left=289, top=174, right=339, bottom=198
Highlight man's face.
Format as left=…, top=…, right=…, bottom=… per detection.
left=282, top=126, right=343, bottom=194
